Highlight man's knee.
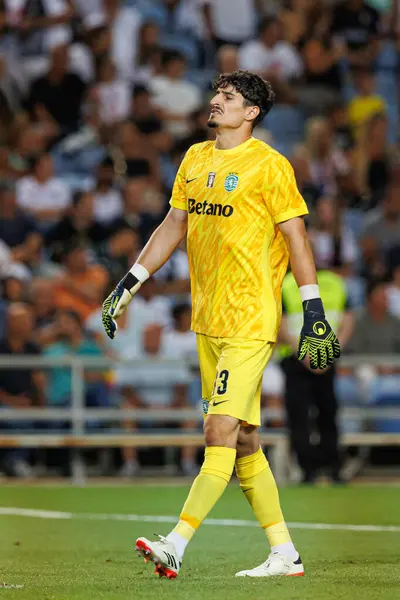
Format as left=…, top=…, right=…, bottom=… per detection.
left=203, top=415, right=240, bottom=448
left=236, top=425, right=259, bottom=459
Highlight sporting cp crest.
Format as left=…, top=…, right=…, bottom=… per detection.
left=224, top=173, right=239, bottom=192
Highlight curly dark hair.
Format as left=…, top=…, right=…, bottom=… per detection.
left=212, top=70, right=276, bottom=128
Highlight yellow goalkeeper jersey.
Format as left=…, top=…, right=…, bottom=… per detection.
left=169, top=137, right=308, bottom=341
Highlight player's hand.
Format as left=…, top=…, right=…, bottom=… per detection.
left=297, top=298, right=341, bottom=370
left=101, top=273, right=142, bottom=340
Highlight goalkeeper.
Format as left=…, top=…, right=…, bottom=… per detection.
left=101, top=70, right=340, bottom=579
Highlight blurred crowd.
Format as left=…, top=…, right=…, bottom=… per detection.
left=1, top=0, right=400, bottom=477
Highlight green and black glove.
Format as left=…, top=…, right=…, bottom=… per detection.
left=101, top=269, right=147, bottom=340
left=297, top=298, right=341, bottom=370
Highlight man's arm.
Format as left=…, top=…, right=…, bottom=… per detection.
left=101, top=208, right=187, bottom=339
left=278, top=217, right=341, bottom=369
left=278, top=217, right=317, bottom=288
left=135, top=207, right=188, bottom=275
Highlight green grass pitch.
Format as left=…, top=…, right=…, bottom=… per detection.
left=1, top=483, right=400, bottom=599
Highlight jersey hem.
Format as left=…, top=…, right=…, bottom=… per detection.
left=274, top=207, right=308, bottom=224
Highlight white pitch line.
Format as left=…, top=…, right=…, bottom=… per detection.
left=0, top=507, right=399, bottom=533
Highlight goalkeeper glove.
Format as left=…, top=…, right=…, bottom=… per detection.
left=297, top=297, right=341, bottom=370
left=101, top=265, right=149, bottom=340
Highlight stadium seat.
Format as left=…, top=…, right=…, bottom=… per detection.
left=186, top=68, right=215, bottom=92
left=133, top=0, right=166, bottom=26
left=336, top=374, right=363, bottom=433
left=261, top=105, right=306, bottom=158
left=370, top=376, right=400, bottom=433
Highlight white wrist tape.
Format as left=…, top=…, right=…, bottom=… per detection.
left=299, top=284, right=320, bottom=302
left=129, top=263, right=150, bottom=283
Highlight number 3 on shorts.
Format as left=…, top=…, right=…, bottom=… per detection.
left=213, top=369, right=230, bottom=396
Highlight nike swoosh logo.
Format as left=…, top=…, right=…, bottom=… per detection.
left=186, top=177, right=198, bottom=184
left=211, top=400, right=229, bottom=407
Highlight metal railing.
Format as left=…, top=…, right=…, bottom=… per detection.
left=0, top=354, right=400, bottom=484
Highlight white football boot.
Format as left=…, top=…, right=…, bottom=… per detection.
left=136, top=535, right=181, bottom=579
left=235, top=552, right=304, bottom=577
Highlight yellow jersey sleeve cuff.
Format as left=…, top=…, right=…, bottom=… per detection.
left=274, top=206, right=308, bottom=224
left=169, top=197, right=187, bottom=211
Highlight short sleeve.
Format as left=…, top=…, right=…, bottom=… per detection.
left=262, top=155, right=308, bottom=224
left=169, top=146, right=195, bottom=211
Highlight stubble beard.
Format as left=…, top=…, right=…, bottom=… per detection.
left=207, top=118, right=219, bottom=129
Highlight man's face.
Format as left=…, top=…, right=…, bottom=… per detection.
left=208, top=85, right=257, bottom=130
left=97, top=165, right=114, bottom=187
left=74, top=192, right=94, bottom=222
left=66, top=248, right=87, bottom=273
left=124, top=178, right=148, bottom=213
left=166, top=58, right=185, bottom=79
left=384, top=183, right=400, bottom=218
left=7, top=305, right=33, bottom=340
left=369, top=285, right=388, bottom=313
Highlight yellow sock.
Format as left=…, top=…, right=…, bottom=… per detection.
left=235, top=447, right=291, bottom=547
left=172, top=446, right=236, bottom=542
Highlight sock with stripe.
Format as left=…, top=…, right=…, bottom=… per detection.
left=167, top=446, right=236, bottom=560
left=235, top=447, right=298, bottom=560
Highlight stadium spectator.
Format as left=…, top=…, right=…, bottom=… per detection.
left=45, top=190, right=108, bottom=262
left=0, top=181, right=42, bottom=270
left=131, top=84, right=158, bottom=128
left=1, top=0, right=75, bottom=84
left=26, top=43, right=86, bottom=135
left=153, top=243, right=191, bottom=299
left=345, top=280, right=400, bottom=354
left=7, top=125, right=49, bottom=176
left=361, top=173, right=400, bottom=278
left=53, top=239, right=109, bottom=321
left=2, top=269, right=30, bottom=300
left=387, top=265, right=400, bottom=319
left=136, top=278, right=172, bottom=329
left=162, top=303, right=196, bottom=360
left=44, top=309, right=109, bottom=408
left=216, top=44, right=239, bottom=75
left=347, top=67, right=387, bottom=137
left=16, top=151, right=71, bottom=226
left=110, top=175, right=163, bottom=247
left=278, top=0, right=327, bottom=46
left=134, top=21, right=161, bottom=82
left=351, top=113, right=392, bottom=210
left=200, top=0, right=258, bottom=47
left=328, top=103, right=355, bottom=156
left=280, top=269, right=354, bottom=483
left=150, top=50, right=202, bottom=137
left=297, top=24, right=345, bottom=115
left=291, top=116, right=350, bottom=199
left=239, top=16, right=303, bottom=102
left=90, top=55, right=131, bottom=126
left=114, top=120, right=161, bottom=185
left=29, top=278, right=58, bottom=347
left=96, top=226, right=139, bottom=283
left=92, top=156, right=123, bottom=225
left=332, top=0, right=381, bottom=68
left=106, top=0, right=143, bottom=82
left=308, top=196, right=359, bottom=273
left=0, top=303, right=45, bottom=477
left=119, top=322, right=195, bottom=477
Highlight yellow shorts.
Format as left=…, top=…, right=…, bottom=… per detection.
left=196, top=333, right=275, bottom=427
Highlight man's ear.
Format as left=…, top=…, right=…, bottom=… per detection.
left=245, top=105, right=260, bottom=124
